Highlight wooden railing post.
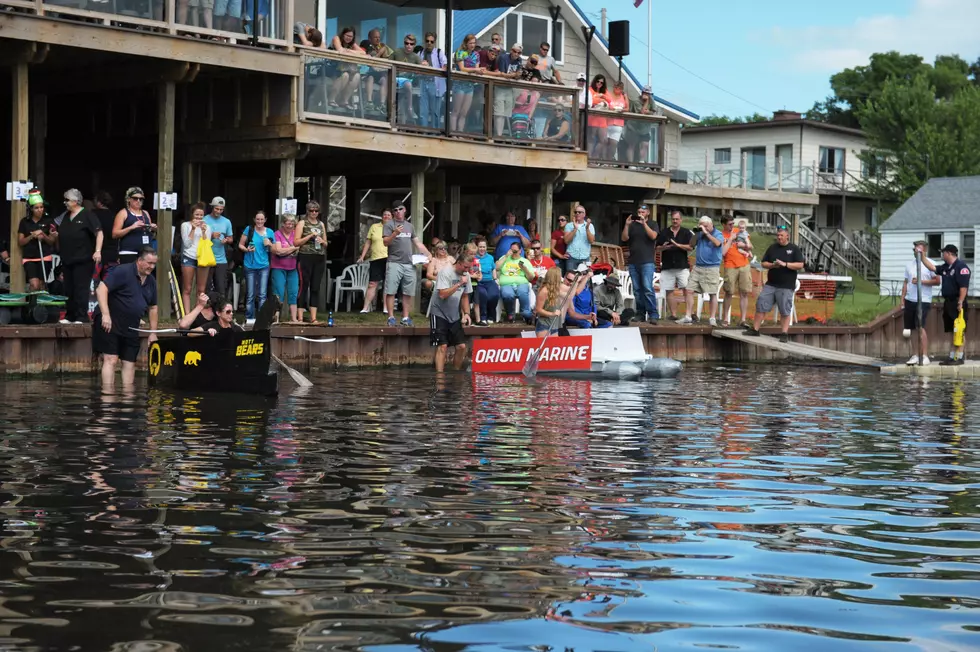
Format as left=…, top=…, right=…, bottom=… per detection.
left=284, top=0, right=295, bottom=51
left=8, top=62, right=29, bottom=293
left=156, top=80, right=176, bottom=319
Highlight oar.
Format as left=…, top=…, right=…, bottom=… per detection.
left=523, top=265, right=588, bottom=379
left=271, top=353, right=313, bottom=388
left=130, top=327, right=195, bottom=335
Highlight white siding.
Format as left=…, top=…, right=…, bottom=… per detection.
left=679, top=124, right=805, bottom=176
left=880, top=229, right=980, bottom=296
left=800, top=126, right=870, bottom=191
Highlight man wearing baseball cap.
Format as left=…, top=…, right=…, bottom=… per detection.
left=901, top=240, right=939, bottom=365
left=921, top=243, right=971, bottom=365
left=205, top=196, right=234, bottom=299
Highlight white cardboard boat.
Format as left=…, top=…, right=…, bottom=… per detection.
left=471, top=327, right=681, bottom=381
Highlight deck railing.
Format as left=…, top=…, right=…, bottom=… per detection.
left=299, top=48, right=670, bottom=167
left=2, top=0, right=292, bottom=49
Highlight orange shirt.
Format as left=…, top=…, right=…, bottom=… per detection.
left=723, top=227, right=751, bottom=268
left=607, top=92, right=628, bottom=127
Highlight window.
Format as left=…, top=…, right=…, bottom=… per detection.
left=714, top=148, right=731, bottom=164
left=962, top=232, right=975, bottom=262
left=775, top=144, right=793, bottom=173
left=819, top=146, right=844, bottom=174
left=865, top=205, right=878, bottom=229
left=861, top=151, right=885, bottom=179
left=926, top=233, right=943, bottom=259
left=505, top=12, right=564, bottom=64
left=825, top=203, right=842, bottom=230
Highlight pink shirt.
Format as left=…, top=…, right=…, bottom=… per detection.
left=270, top=230, right=297, bottom=271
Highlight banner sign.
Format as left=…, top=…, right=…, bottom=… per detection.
left=471, top=336, right=593, bottom=373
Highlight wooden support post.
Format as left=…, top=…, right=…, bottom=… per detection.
left=181, top=161, right=199, bottom=206
left=449, top=185, right=460, bottom=239
left=537, top=181, right=554, bottom=254
left=278, top=157, right=296, bottom=224
left=791, top=214, right=800, bottom=246
left=8, top=63, right=29, bottom=293
left=31, top=94, right=46, bottom=196
left=156, top=81, right=176, bottom=320
left=411, top=170, right=425, bottom=314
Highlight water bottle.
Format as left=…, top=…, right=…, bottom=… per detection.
left=327, top=311, right=334, bottom=327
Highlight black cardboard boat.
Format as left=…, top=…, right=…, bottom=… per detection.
left=147, top=329, right=278, bottom=396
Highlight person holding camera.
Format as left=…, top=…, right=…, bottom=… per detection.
left=496, top=241, right=535, bottom=323
left=113, top=187, right=157, bottom=265
left=622, top=203, right=659, bottom=323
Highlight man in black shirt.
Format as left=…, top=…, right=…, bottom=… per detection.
left=922, top=244, right=971, bottom=365
left=93, top=247, right=158, bottom=387
left=622, top=203, right=660, bottom=323
left=57, top=189, right=104, bottom=323
left=655, top=210, right=694, bottom=320
left=744, top=225, right=804, bottom=342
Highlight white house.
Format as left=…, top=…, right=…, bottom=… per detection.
left=679, top=111, right=884, bottom=236
left=878, top=176, right=980, bottom=296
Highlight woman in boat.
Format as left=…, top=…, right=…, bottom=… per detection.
left=238, top=210, right=272, bottom=324
left=295, top=201, right=327, bottom=324
left=192, top=298, right=243, bottom=337
left=534, top=267, right=566, bottom=337
left=179, top=202, right=212, bottom=316
left=270, top=214, right=300, bottom=323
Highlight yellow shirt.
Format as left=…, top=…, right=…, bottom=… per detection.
left=366, top=222, right=387, bottom=261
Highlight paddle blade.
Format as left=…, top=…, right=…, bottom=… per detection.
left=522, top=349, right=541, bottom=378
left=272, top=353, right=313, bottom=388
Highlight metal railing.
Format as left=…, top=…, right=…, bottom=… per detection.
left=585, top=108, right=666, bottom=170
left=3, top=0, right=292, bottom=49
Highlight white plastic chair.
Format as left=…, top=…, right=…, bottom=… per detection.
left=333, top=262, right=369, bottom=312
left=615, top=269, right=634, bottom=309
left=653, top=272, right=666, bottom=318
left=696, top=276, right=725, bottom=321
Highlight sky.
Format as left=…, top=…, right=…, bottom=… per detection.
left=574, top=0, right=980, bottom=119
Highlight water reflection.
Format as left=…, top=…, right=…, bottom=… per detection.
left=0, top=369, right=978, bottom=651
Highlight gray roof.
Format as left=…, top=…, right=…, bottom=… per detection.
left=880, top=176, right=980, bottom=231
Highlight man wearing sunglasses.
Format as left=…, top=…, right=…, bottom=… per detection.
left=418, top=31, right=448, bottom=129
left=744, top=225, right=803, bottom=342
left=392, top=34, right=423, bottom=124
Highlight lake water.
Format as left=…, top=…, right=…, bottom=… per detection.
left=1, top=367, right=978, bottom=651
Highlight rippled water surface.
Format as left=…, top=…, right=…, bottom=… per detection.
left=1, top=367, right=979, bottom=651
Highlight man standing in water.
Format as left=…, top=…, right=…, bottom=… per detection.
left=93, top=246, right=158, bottom=387
left=921, top=244, right=971, bottom=365
left=429, top=254, right=472, bottom=372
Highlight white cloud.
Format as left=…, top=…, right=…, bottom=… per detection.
left=775, top=0, right=980, bottom=73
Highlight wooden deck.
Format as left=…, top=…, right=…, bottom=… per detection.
left=880, top=362, right=980, bottom=378
left=712, top=328, right=888, bottom=368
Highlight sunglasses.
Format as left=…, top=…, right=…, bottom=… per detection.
left=558, top=218, right=567, bottom=222
left=777, top=225, right=788, bottom=231
left=530, top=247, right=541, bottom=251
left=131, top=196, right=145, bottom=201
left=405, top=41, right=415, bottom=45
left=425, top=39, right=435, bottom=44
left=308, top=209, right=319, bottom=213
left=221, top=309, right=233, bottom=314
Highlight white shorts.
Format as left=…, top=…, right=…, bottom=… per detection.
left=607, top=125, right=624, bottom=142
left=660, top=268, right=689, bottom=292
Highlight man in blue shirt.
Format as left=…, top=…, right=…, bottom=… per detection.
left=922, top=243, right=971, bottom=365
left=204, top=196, right=234, bottom=299
left=490, top=211, right=530, bottom=259
left=563, top=205, right=596, bottom=270
left=92, top=246, right=158, bottom=388
left=679, top=215, right=723, bottom=325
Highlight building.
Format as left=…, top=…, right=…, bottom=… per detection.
left=879, top=176, right=980, bottom=297
left=678, top=111, right=885, bottom=237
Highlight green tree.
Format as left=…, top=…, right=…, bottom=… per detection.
left=695, top=113, right=770, bottom=127
left=857, top=75, right=980, bottom=205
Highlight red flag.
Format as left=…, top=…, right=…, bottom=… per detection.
left=634, top=0, right=644, bottom=6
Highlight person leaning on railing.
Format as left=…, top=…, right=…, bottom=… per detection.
left=328, top=27, right=365, bottom=111
left=416, top=32, right=448, bottom=129
left=362, top=28, right=393, bottom=114
left=624, top=85, right=656, bottom=164
left=391, top=34, right=424, bottom=124
left=451, top=34, right=482, bottom=133
left=510, top=56, right=543, bottom=139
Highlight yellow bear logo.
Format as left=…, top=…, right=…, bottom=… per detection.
left=183, top=351, right=202, bottom=366
left=164, top=351, right=175, bottom=366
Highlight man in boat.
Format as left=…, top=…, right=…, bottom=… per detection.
left=901, top=240, right=939, bottom=365
left=920, top=244, right=970, bottom=365
left=593, top=274, right=635, bottom=326
left=93, top=246, right=158, bottom=387
left=429, top=253, right=472, bottom=372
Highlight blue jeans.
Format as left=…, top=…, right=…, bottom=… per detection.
left=244, top=267, right=269, bottom=319
left=476, top=279, right=499, bottom=321
left=500, top=283, right=531, bottom=319
left=420, top=84, right=444, bottom=128
left=566, top=317, right=613, bottom=329
left=567, top=256, right=590, bottom=273
left=271, top=268, right=299, bottom=306
left=629, top=262, right=659, bottom=320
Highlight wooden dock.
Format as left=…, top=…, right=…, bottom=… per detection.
left=712, top=329, right=889, bottom=368
left=880, top=362, right=980, bottom=377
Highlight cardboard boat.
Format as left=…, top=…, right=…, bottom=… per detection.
left=147, top=329, right=278, bottom=396
left=472, top=327, right=681, bottom=381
